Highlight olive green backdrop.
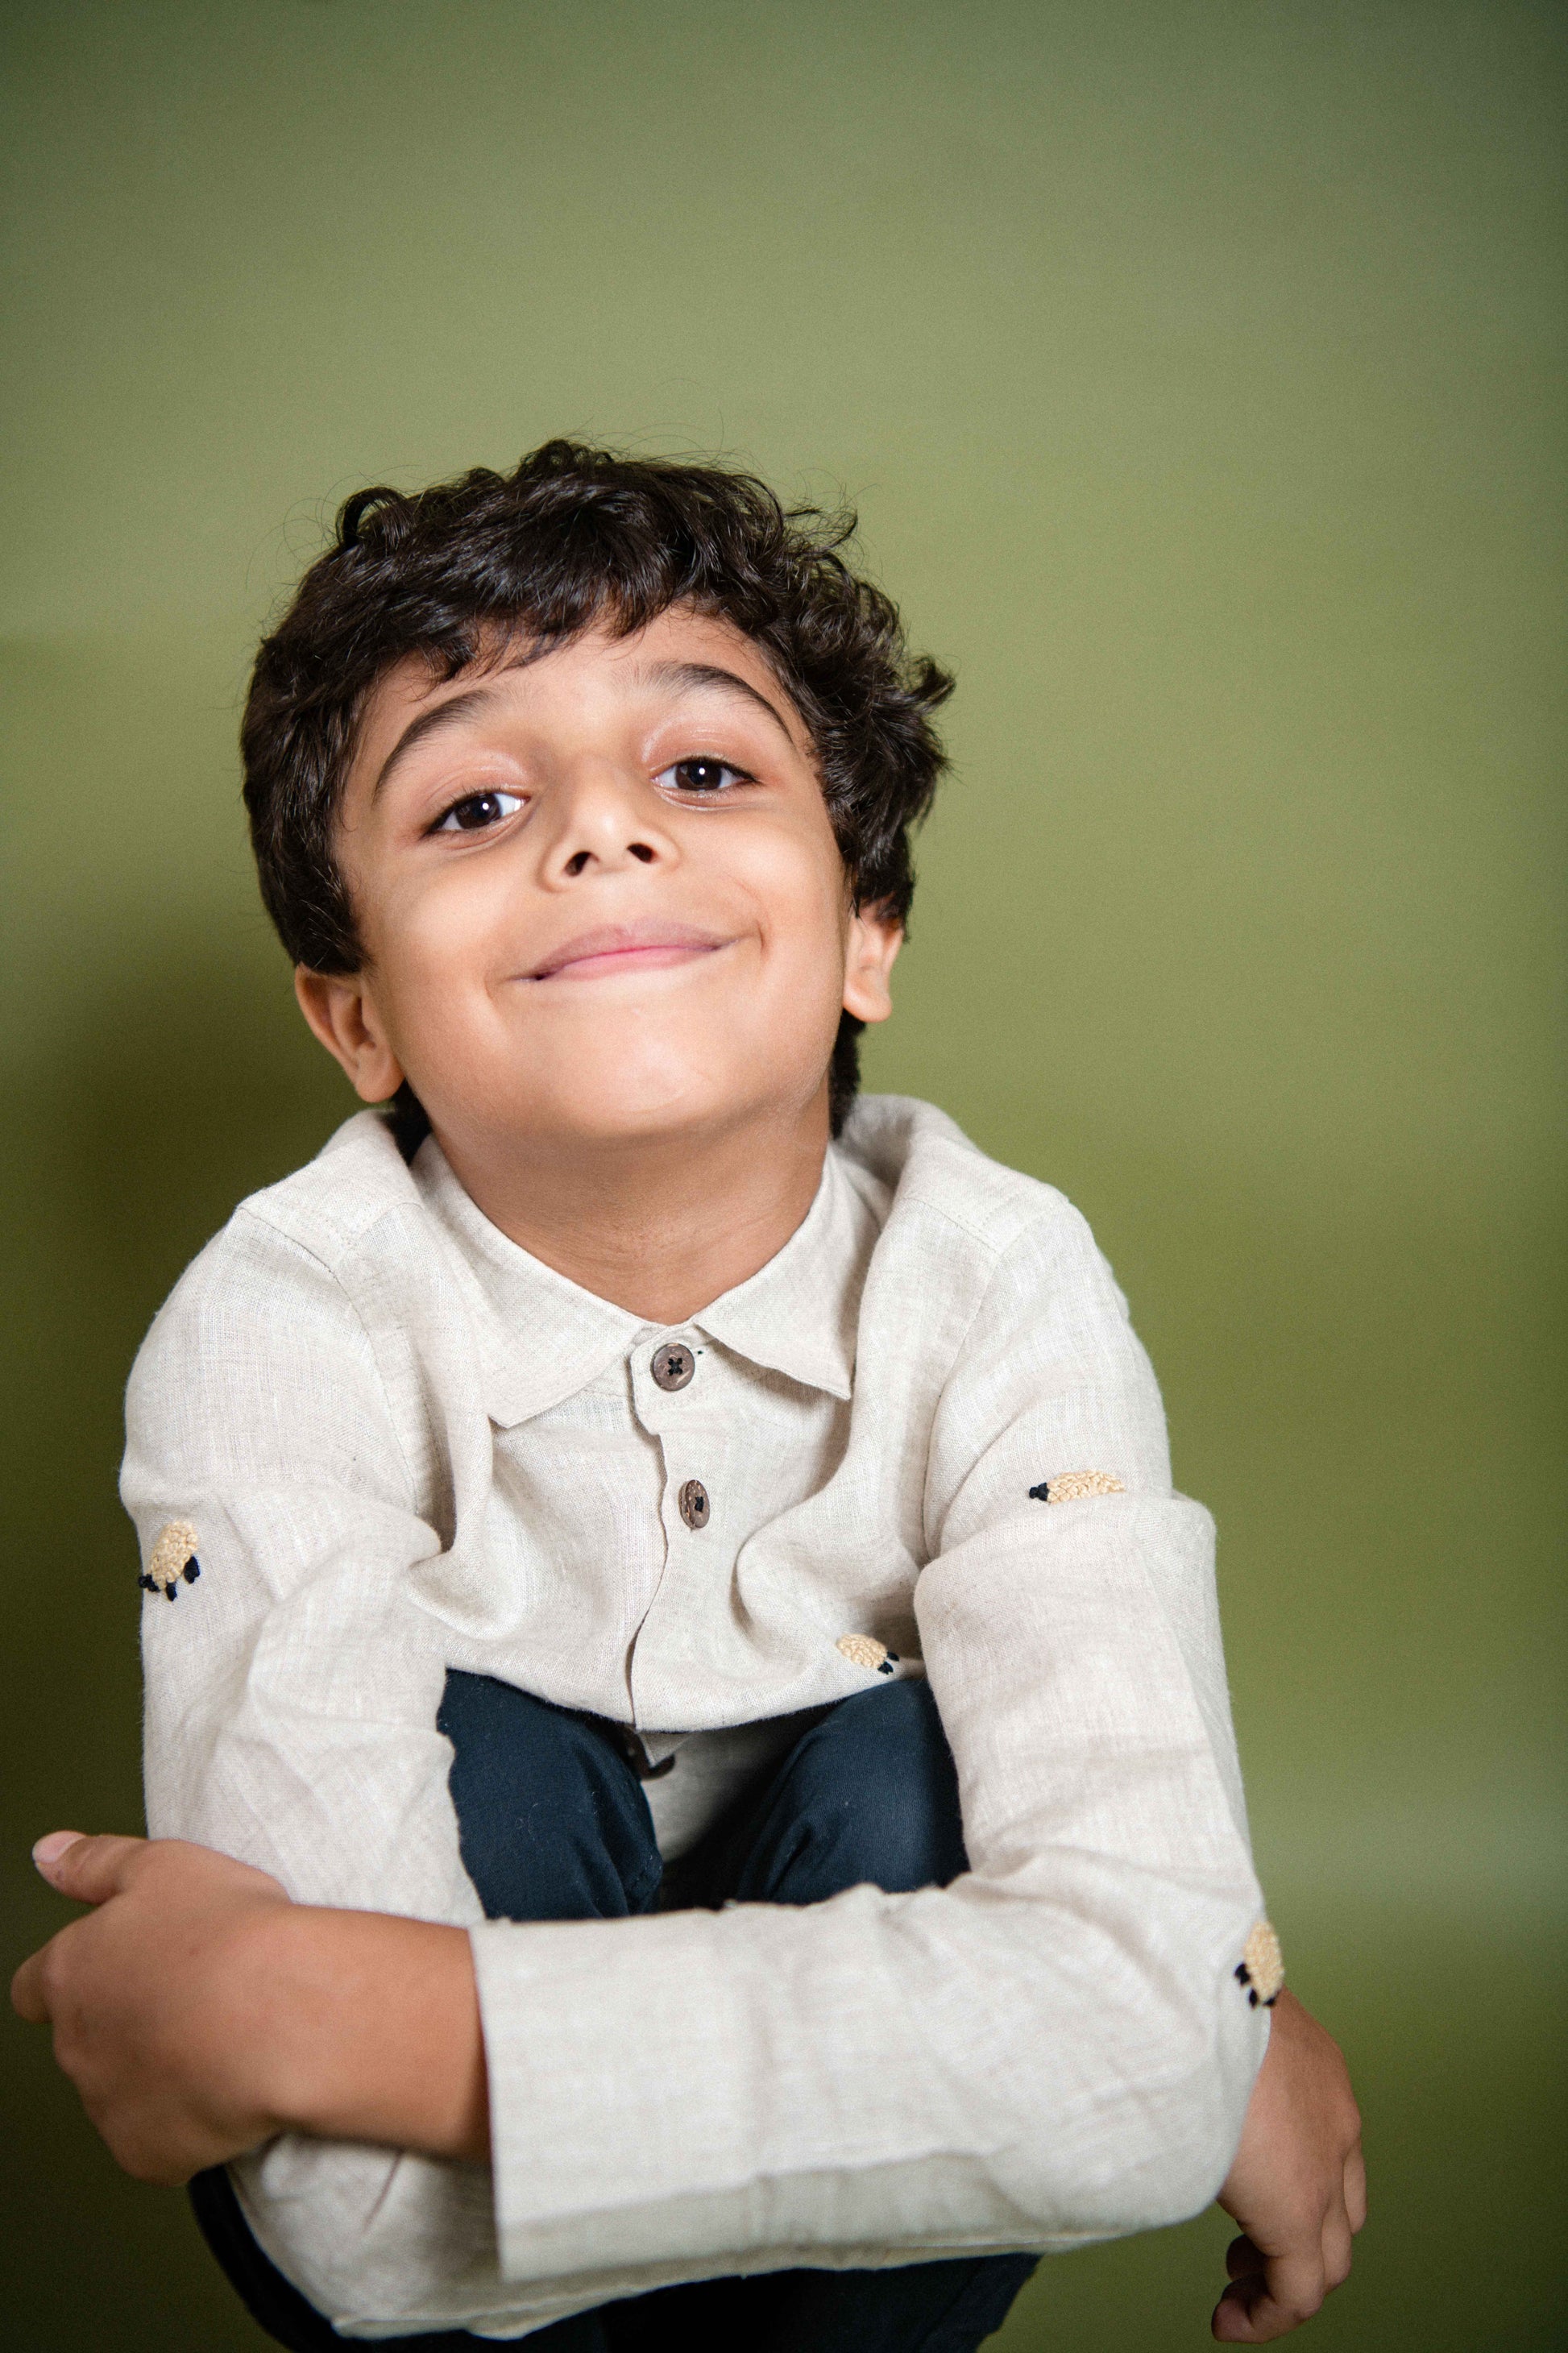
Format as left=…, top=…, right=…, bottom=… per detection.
left=2, top=2, right=1562, bottom=2346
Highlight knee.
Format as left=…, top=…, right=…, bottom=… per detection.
left=437, top=1671, right=661, bottom=1922
left=766, top=1679, right=968, bottom=1901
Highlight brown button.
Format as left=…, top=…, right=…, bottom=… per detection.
left=678, top=1478, right=711, bottom=1529
left=651, top=1342, right=695, bottom=1392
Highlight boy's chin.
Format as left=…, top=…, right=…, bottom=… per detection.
left=470, top=1070, right=815, bottom=1160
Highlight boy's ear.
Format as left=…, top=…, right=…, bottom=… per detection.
left=293, top=967, right=405, bottom=1104
left=842, top=903, right=902, bottom=1027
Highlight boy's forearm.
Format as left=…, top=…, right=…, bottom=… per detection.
left=257, top=1904, right=490, bottom=2163
left=13, top=1834, right=489, bottom=2184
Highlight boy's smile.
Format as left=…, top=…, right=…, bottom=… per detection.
left=516, top=920, right=732, bottom=985
left=294, top=605, right=901, bottom=1309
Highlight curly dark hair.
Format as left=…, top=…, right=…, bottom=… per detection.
left=241, top=439, right=953, bottom=1134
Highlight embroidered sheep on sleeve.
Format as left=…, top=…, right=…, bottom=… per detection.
left=1235, top=1918, right=1285, bottom=2008
left=1028, top=1471, right=1126, bottom=1504
left=139, top=1520, right=201, bottom=1601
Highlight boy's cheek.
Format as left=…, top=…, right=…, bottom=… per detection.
left=367, top=892, right=517, bottom=1053
left=374, top=863, right=519, bottom=980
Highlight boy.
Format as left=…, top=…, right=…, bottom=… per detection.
left=14, top=444, right=1362, bottom=2348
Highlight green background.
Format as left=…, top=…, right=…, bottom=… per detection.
left=2, top=2, right=1562, bottom=2345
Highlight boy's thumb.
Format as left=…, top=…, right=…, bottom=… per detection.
left=33, top=1831, right=85, bottom=1873
left=31, top=1830, right=148, bottom=1903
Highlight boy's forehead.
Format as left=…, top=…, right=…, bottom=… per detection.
left=351, top=608, right=809, bottom=782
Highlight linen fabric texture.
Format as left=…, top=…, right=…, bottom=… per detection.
left=189, top=1674, right=1035, bottom=2353
left=123, top=1094, right=1270, bottom=2340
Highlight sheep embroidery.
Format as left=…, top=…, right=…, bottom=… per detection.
left=1027, top=1471, right=1126, bottom=1504
left=140, top=1519, right=201, bottom=1601
left=836, top=1633, right=898, bottom=1676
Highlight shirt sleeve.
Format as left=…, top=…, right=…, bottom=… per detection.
left=123, top=1210, right=511, bottom=2334
left=471, top=1199, right=1270, bottom=2286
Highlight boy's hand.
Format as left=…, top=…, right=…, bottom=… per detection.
left=12, top=1830, right=488, bottom=2181
left=1214, top=1989, right=1365, bottom=2341
left=11, top=1831, right=294, bottom=2182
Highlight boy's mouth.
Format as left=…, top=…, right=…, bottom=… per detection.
left=523, top=923, right=732, bottom=982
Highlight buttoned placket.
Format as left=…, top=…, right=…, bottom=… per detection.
left=624, top=1328, right=730, bottom=1722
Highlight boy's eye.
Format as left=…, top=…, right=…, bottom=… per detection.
left=433, top=790, right=524, bottom=833
left=656, top=757, right=753, bottom=795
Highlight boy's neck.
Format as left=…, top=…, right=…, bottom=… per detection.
left=432, top=1096, right=834, bottom=1325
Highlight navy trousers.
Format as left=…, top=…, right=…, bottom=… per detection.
left=191, top=1675, right=1036, bottom=2351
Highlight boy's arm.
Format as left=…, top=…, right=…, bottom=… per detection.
left=114, top=1208, right=510, bottom=2330
left=12, top=1832, right=1361, bottom=2343
left=913, top=1201, right=1367, bottom=2339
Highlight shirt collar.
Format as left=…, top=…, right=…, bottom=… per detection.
left=413, top=1145, right=645, bottom=1427
left=413, top=1139, right=881, bottom=1428
left=691, top=1146, right=876, bottom=1401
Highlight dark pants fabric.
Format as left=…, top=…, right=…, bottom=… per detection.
left=191, top=1675, right=1037, bottom=2351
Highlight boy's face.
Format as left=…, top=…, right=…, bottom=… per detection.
left=298, top=607, right=901, bottom=1166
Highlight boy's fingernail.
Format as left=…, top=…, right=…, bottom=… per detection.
left=33, top=1832, right=85, bottom=1871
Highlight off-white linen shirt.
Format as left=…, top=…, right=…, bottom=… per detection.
left=123, top=1094, right=1271, bottom=2341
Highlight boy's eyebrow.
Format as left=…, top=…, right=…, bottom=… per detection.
left=370, top=685, right=506, bottom=803
left=633, top=661, right=799, bottom=747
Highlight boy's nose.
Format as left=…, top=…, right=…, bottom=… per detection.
left=541, top=759, right=675, bottom=884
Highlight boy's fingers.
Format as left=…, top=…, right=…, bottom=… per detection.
left=1344, top=2139, right=1368, bottom=2232
left=1216, top=2187, right=1360, bottom=2339
left=1309, top=2174, right=1346, bottom=2287
left=32, top=1831, right=149, bottom=1904
left=1321, top=2204, right=1354, bottom=2293
left=10, top=1944, right=52, bottom=2025
left=1212, top=2247, right=1328, bottom=2343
